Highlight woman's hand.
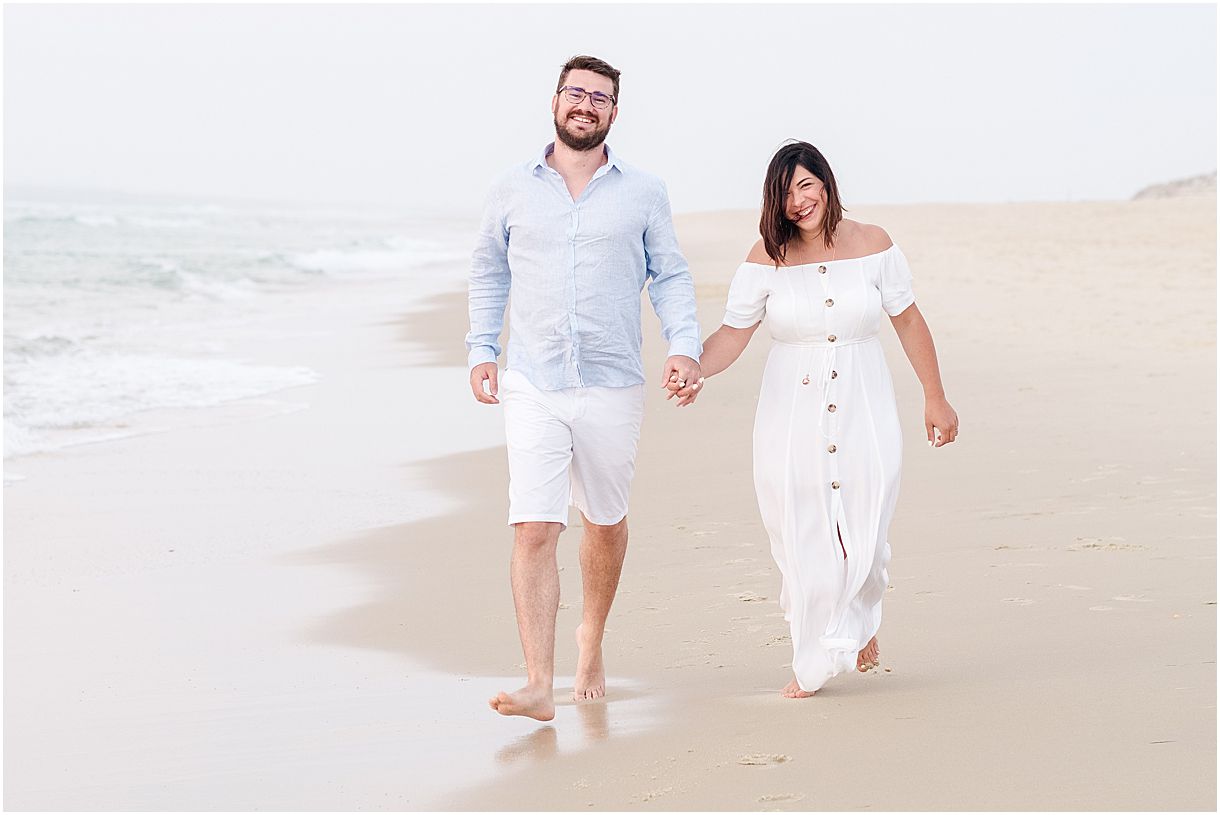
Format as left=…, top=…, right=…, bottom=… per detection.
left=925, top=396, right=959, bottom=447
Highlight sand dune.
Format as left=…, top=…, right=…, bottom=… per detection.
left=1134, top=171, right=1217, bottom=200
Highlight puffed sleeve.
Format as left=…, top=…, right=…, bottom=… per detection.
left=722, top=263, right=768, bottom=328
left=880, top=245, right=916, bottom=317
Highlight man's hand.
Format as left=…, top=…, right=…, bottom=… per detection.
left=470, top=362, right=500, bottom=404
left=661, top=355, right=703, bottom=407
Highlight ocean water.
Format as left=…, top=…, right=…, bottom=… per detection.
left=3, top=196, right=471, bottom=459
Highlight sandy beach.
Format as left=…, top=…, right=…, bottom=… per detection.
left=4, top=196, right=1215, bottom=810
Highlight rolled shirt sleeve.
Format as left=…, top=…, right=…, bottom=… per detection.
left=643, top=183, right=703, bottom=362
left=465, top=186, right=511, bottom=370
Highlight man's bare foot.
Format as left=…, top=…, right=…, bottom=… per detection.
left=488, top=683, right=555, bottom=721
left=781, top=676, right=815, bottom=698
left=573, top=623, right=606, bottom=700
left=857, top=636, right=880, bottom=672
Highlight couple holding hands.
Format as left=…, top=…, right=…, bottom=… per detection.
left=465, top=55, right=958, bottom=721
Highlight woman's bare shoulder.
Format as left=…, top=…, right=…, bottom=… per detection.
left=840, top=219, right=894, bottom=254
left=745, top=239, right=773, bottom=265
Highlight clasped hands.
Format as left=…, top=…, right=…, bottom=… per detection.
left=662, top=355, right=704, bottom=407
left=470, top=356, right=705, bottom=407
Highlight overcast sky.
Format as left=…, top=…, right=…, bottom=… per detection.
left=4, top=3, right=1216, bottom=215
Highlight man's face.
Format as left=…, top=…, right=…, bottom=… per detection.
left=552, top=68, right=618, bottom=152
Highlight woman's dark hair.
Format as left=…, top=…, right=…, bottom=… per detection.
left=760, top=141, right=844, bottom=264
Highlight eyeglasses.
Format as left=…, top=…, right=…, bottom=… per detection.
left=558, top=85, right=616, bottom=110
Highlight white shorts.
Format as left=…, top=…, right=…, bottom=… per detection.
left=500, top=369, right=645, bottom=528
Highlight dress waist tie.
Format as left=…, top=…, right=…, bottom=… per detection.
left=773, top=336, right=877, bottom=442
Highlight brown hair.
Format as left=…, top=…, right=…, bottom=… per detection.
left=557, top=55, right=621, bottom=102
left=759, top=141, right=844, bottom=264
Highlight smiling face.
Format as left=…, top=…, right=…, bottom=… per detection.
left=760, top=141, right=842, bottom=260
left=552, top=68, right=618, bottom=152
left=785, top=165, right=829, bottom=236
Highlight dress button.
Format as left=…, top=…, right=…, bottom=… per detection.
left=831, top=481, right=840, bottom=489
left=828, top=444, right=837, bottom=453
left=827, top=334, right=837, bottom=342
left=818, top=265, right=827, bottom=274
left=831, top=370, right=838, bottom=379
left=825, top=298, right=834, bottom=307
left=827, top=404, right=837, bottom=413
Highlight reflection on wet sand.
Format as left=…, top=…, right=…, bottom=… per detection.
left=484, top=680, right=659, bottom=775
left=492, top=699, right=611, bottom=765
left=496, top=725, right=558, bottom=765
left=575, top=699, right=609, bottom=741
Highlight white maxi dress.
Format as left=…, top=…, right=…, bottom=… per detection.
left=722, top=244, right=915, bottom=692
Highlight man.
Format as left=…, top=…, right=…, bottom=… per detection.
left=466, top=55, right=703, bottom=721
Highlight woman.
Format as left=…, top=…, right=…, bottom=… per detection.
left=672, top=141, right=958, bottom=697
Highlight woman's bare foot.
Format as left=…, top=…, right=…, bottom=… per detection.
left=781, top=676, right=815, bottom=698
left=488, top=683, right=555, bottom=721
left=573, top=623, right=606, bottom=700
left=857, top=636, right=880, bottom=672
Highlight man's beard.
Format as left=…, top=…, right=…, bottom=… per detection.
left=554, top=113, right=610, bottom=151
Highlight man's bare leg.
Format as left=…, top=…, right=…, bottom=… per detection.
left=489, top=521, right=562, bottom=721
left=573, top=514, right=628, bottom=700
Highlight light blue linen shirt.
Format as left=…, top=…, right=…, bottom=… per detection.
left=465, top=143, right=702, bottom=391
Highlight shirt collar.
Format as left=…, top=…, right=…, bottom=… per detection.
left=531, top=142, right=625, bottom=176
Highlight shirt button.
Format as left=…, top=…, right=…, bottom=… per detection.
left=828, top=444, right=837, bottom=453
left=818, top=265, right=827, bottom=274
left=831, top=481, right=840, bottom=489
left=825, top=298, right=834, bottom=307
left=827, top=404, right=837, bottom=413
left=831, top=370, right=838, bottom=379
left=828, top=334, right=837, bottom=342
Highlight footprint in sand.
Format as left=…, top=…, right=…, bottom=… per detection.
left=1113, top=594, right=1154, bottom=603
left=1089, top=605, right=1115, bottom=612
left=739, top=754, right=791, bottom=766
left=759, top=793, right=805, bottom=803
left=762, top=634, right=791, bottom=647
left=1069, top=537, right=1147, bottom=552
left=639, top=787, right=672, bottom=802
left=1002, top=597, right=1035, bottom=605
left=735, top=592, right=767, bottom=602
